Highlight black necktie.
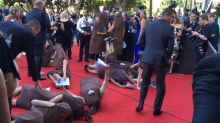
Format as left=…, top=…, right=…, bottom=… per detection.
left=86, top=17, right=88, bottom=26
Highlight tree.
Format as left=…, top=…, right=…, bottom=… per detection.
left=160, top=0, right=191, bottom=14
left=215, top=2, right=220, bottom=17
left=123, top=0, right=126, bottom=12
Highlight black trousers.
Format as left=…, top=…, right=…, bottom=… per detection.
left=90, top=54, right=99, bottom=60
left=139, top=61, right=167, bottom=112
left=79, top=34, right=91, bottom=59
left=28, top=44, right=44, bottom=77
left=62, top=36, right=72, bottom=59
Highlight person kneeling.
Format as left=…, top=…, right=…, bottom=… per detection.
left=47, top=44, right=71, bottom=89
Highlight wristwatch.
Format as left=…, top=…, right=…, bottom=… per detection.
left=197, top=33, right=199, bottom=37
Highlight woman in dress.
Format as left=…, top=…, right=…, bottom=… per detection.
left=47, top=44, right=71, bottom=88
left=11, top=85, right=93, bottom=122
left=134, top=10, right=147, bottom=64
left=169, top=15, right=183, bottom=74
left=11, top=100, right=73, bottom=123
left=5, top=6, right=22, bottom=24
left=60, top=11, right=75, bottom=59
left=108, top=12, right=125, bottom=55
left=85, top=41, right=137, bottom=88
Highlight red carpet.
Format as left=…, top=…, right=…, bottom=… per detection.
left=12, top=44, right=193, bottom=123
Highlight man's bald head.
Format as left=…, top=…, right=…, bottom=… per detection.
left=34, top=0, right=44, bottom=10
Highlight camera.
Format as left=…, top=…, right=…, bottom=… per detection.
left=139, top=5, right=146, bottom=10
left=186, top=25, right=202, bottom=41
left=113, top=7, right=119, bottom=11
left=169, top=1, right=177, bottom=8
left=57, top=16, right=62, bottom=26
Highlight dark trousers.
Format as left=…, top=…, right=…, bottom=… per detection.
left=139, top=62, right=167, bottom=112
left=79, top=34, right=91, bottom=59
left=90, top=54, right=99, bottom=60
left=62, top=36, right=72, bottom=59
left=28, top=44, right=44, bottom=77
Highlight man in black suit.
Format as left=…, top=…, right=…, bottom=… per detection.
left=136, top=7, right=176, bottom=116
left=0, top=20, right=43, bottom=112
left=26, top=0, right=51, bottom=80
left=120, top=12, right=130, bottom=61
left=46, top=8, right=54, bottom=36
left=192, top=53, right=220, bottom=123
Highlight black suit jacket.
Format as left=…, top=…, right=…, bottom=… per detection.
left=46, top=15, right=55, bottom=34
left=139, top=19, right=174, bottom=66
left=26, top=8, right=51, bottom=44
left=0, top=21, right=38, bottom=81
left=192, top=53, right=220, bottom=123
left=123, top=19, right=129, bottom=43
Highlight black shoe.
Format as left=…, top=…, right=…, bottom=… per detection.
left=39, top=77, right=46, bottom=80
left=84, top=64, right=88, bottom=70
left=69, top=58, right=72, bottom=60
left=110, top=38, right=117, bottom=43
left=77, top=59, right=82, bottom=62
left=104, top=37, right=112, bottom=42
left=85, top=59, right=89, bottom=62
left=153, top=110, right=162, bottom=116
left=135, top=105, right=143, bottom=112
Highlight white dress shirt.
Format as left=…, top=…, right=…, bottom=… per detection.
left=77, top=16, right=93, bottom=34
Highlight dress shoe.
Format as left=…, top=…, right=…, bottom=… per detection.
left=39, top=77, right=46, bottom=80
left=104, top=37, right=112, bottom=42
left=110, top=38, right=117, bottom=43
left=84, top=64, right=88, bottom=70
left=85, top=59, right=89, bottom=62
left=135, top=105, right=143, bottom=112
left=153, top=110, right=162, bottom=116
left=77, top=59, right=82, bottom=62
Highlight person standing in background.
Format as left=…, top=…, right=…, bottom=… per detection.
left=19, top=8, right=26, bottom=24
left=26, top=0, right=51, bottom=80
left=70, top=12, right=80, bottom=46
left=46, top=8, right=55, bottom=37
left=120, top=12, right=129, bottom=61
left=77, top=9, right=93, bottom=62
left=208, top=13, right=219, bottom=51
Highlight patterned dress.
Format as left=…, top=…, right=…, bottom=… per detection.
left=171, top=26, right=183, bottom=59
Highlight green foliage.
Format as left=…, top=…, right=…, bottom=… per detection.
left=215, top=2, right=220, bottom=17
left=79, top=0, right=150, bottom=14
left=160, top=0, right=191, bottom=11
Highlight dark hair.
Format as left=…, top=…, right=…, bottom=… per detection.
left=84, top=8, right=89, bottom=13
left=140, top=10, right=147, bottom=20
left=123, top=12, right=128, bottom=18
left=26, top=19, right=41, bottom=31
left=162, top=7, right=176, bottom=17
left=208, top=13, right=214, bottom=18
left=200, top=14, right=208, bottom=21
left=190, top=11, right=197, bottom=15
left=0, top=8, right=2, bottom=13
left=76, top=12, right=80, bottom=15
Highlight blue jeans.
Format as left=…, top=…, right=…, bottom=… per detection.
left=71, top=30, right=80, bottom=45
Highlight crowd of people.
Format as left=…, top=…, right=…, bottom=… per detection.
left=0, top=0, right=220, bottom=122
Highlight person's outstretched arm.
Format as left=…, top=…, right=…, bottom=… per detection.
left=0, top=69, right=11, bottom=123
left=49, top=94, right=63, bottom=103
left=100, top=65, right=110, bottom=97
left=62, top=59, right=68, bottom=80
left=110, top=78, right=126, bottom=88
left=31, top=99, right=55, bottom=108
